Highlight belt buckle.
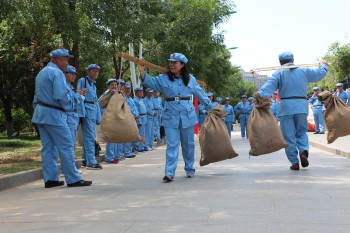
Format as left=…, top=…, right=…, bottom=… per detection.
left=174, top=96, right=180, bottom=101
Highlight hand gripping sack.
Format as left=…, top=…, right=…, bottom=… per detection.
left=199, top=105, right=238, bottom=166
left=248, top=96, right=288, bottom=156
left=99, top=91, right=114, bottom=108
left=318, top=91, right=350, bottom=144
left=101, top=91, right=140, bottom=143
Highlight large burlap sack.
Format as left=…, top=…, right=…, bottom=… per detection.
left=248, top=95, right=288, bottom=156
left=101, top=91, right=140, bottom=143
left=318, top=91, right=350, bottom=144
left=199, top=106, right=238, bottom=166
left=99, top=91, right=114, bottom=108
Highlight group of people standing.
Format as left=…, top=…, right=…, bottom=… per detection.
left=33, top=48, right=335, bottom=187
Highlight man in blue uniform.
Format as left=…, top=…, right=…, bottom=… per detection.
left=234, top=95, right=250, bottom=139
left=138, top=53, right=210, bottom=182
left=222, top=97, right=235, bottom=137
left=270, top=92, right=280, bottom=120
left=133, top=87, right=149, bottom=152
left=77, top=64, right=102, bottom=169
left=334, top=83, right=350, bottom=106
left=32, top=49, right=92, bottom=188
left=308, top=87, right=325, bottom=134
left=152, top=90, right=163, bottom=143
left=257, top=52, right=329, bottom=170
left=144, top=88, right=156, bottom=150
left=123, top=82, right=139, bottom=158
left=216, top=97, right=222, bottom=105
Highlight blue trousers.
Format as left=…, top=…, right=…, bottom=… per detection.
left=313, top=110, right=325, bottom=133
left=239, top=115, right=248, bottom=138
left=81, top=118, right=98, bottom=166
left=225, top=121, right=233, bottom=138
left=164, top=125, right=195, bottom=178
left=145, top=116, right=154, bottom=148
left=280, top=114, right=308, bottom=165
left=60, top=128, right=77, bottom=174
left=105, top=143, right=123, bottom=161
left=154, top=110, right=161, bottom=141
left=38, top=124, right=80, bottom=184
left=136, top=124, right=147, bottom=151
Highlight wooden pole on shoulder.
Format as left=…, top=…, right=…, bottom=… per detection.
left=250, top=63, right=320, bottom=73
left=118, top=53, right=169, bottom=73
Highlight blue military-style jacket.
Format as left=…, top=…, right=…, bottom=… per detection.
left=77, top=76, right=101, bottom=123
left=308, top=96, right=325, bottom=112
left=222, top=104, right=235, bottom=122
left=334, top=90, right=350, bottom=106
left=143, top=96, right=155, bottom=119
left=66, top=82, right=84, bottom=130
left=234, top=102, right=251, bottom=119
left=142, top=73, right=210, bottom=129
left=133, top=96, right=147, bottom=125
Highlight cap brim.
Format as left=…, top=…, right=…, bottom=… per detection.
left=168, top=59, right=178, bottom=62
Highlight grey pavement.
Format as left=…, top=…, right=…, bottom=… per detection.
left=1, top=126, right=350, bottom=233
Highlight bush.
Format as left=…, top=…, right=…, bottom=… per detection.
left=0, top=108, right=33, bottom=133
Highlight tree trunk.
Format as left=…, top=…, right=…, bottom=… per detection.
left=1, top=94, right=13, bottom=137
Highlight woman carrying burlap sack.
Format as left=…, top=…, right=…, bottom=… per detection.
left=318, top=91, right=350, bottom=143
left=255, top=51, right=330, bottom=170
left=138, top=53, right=211, bottom=183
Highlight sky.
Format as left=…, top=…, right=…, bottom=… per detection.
left=219, top=0, right=350, bottom=75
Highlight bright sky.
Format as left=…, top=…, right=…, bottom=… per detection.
left=220, top=0, right=350, bottom=75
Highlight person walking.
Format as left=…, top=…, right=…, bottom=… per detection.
left=32, top=49, right=92, bottom=188
left=256, top=52, right=330, bottom=170
left=222, top=97, right=235, bottom=138
left=308, top=87, right=325, bottom=134
left=234, top=95, right=250, bottom=139
left=138, top=53, right=210, bottom=182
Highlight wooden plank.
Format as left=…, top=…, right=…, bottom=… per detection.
left=118, top=53, right=169, bottom=73
left=250, top=63, right=320, bottom=72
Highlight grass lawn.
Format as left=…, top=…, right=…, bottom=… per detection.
left=0, top=136, right=84, bottom=176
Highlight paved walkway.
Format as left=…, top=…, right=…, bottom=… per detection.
left=1, top=127, right=350, bottom=233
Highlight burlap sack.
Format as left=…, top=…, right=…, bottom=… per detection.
left=99, top=91, right=114, bottom=108
left=318, top=91, right=350, bottom=144
left=101, top=91, right=140, bottom=143
left=199, top=106, right=238, bottom=166
left=248, top=95, right=288, bottom=156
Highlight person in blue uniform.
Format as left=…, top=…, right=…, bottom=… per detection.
left=270, top=92, right=280, bottom=120
left=32, top=49, right=92, bottom=188
left=99, top=78, right=121, bottom=163
left=256, top=51, right=330, bottom=170
left=234, top=95, right=250, bottom=139
left=308, top=87, right=325, bottom=134
left=133, top=87, right=149, bottom=152
left=222, top=97, right=235, bottom=137
left=208, top=93, right=218, bottom=108
left=152, top=90, right=163, bottom=143
left=138, top=53, right=210, bottom=182
left=77, top=64, right=102, bottom=169
left=333, top=83, right=350, bottom=106
left=143, top=88, right=156, bottom=150
left=123, top=82, right=140, bottom=158
left=215, top=97, right=222, bottom=105
left=60, top=65, right=84, bottom=176
left=247, top=96, right=254, bottom=114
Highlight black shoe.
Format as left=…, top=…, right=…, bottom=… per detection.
left=319, top=132, right=325, bottom=134
left=87, top=163, right=103, bottom=170
left=45, top=180, right=65, bottom=188
left=300, top=150, right=309, bottom=168
left=314, top=131, right=320, bottom=134
left=162, top=176, right=174, bottom=183
left=125, top=154, right=136, bottom=158
left=82, top=160, right=87, bottom=166
left=67, top=180, right=92, bottom=187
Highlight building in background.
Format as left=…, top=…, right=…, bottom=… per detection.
left=240, top=69, right=269, bottom=88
